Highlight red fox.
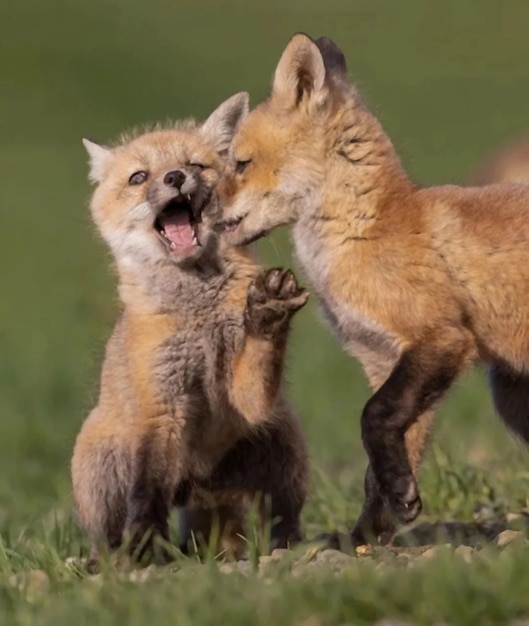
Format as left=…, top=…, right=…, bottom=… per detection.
left=217, top=34, right=529, bottom=546
left=71, top=92, right=309, bottom=568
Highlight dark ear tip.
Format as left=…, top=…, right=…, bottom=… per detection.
left=314, top=36, right=347, bottom=75
left=314, top=36, right=334, bottom=47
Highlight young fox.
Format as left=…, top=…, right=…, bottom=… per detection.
left=71, top=92, right=309, bottom=566
left=217, top=34, right=529, bottom=545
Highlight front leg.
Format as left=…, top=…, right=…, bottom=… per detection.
left=361, top=333, right=471, bottom=524
left=229, top=268, right=308, bottom=424
left=352, top=350, right=435, bottom=546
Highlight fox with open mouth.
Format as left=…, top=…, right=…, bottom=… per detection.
left=82, top=116, right=219, bottom=266
left=71, top=93, right=309, bottom=569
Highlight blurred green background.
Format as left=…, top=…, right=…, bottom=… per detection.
left=2, top=0, right=529, bottom=537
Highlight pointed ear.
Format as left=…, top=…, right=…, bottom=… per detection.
left=271, top=33, right=326, bottom=109
left=314, top=36, right=347, bottom=81
left=82, top=138, right=114, bottom=183
left=200, top=92, right=249, bottom=154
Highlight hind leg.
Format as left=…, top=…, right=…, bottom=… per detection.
left=178, top=505, right=246, bottom=559
left=208, top=404, right=308, bottom=551
left=71, top=410, right=130, bottom=570
left=123, top=416, right=183, bottom=563
left=489, top=363, right=529, bottom=442
left=248, top=408, right=307, bottom=549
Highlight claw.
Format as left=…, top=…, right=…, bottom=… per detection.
left=279, top=270, right=298, bottom=299
left=264, top=268, right=283, bottom=293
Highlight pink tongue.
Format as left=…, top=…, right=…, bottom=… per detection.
left=159, top=213, right=194, bottom=248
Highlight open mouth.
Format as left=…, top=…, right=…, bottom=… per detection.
left=154, top=195, right=200, bottom=253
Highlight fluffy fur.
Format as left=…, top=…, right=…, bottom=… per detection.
left=218, top=34, right=529, bottom=545
left=71, top=92, right=309, bottom=568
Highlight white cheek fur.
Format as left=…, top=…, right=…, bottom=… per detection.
left=103, top=225, right=164, bottom=265
left=128, top=201, right=153, bottom=222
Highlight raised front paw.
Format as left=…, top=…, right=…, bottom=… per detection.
left=244, top=268, right=309, bottom=337
left=379, top=473, right=422, bottom=524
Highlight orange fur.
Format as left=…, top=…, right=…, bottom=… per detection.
left=218, top=34, right=529, bottom=544
left=72, top=94, right=308, bottom=567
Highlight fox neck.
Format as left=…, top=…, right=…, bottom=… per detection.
left=115, top=244, right=254, bottom=316
left=300, top=105, right=415, bottom=239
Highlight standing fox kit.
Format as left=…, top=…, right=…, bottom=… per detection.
left=71, top=93, right=309, bottom=566
left=218, top=34, right=529, bottom=545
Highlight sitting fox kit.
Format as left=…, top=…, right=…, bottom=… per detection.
left=71, top=93, right=309, bottom=565
left=218, top=34, right=529, bottom=545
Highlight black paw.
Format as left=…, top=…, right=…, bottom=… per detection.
left=380, top=475, right=422, bottom=524
left=244, top=268, right=309, bottom=336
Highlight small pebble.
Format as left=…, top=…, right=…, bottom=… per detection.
left=355, top=544, right=373, bottom=556
left=454, top=545, right=475, bottom=564
left=258, top=555, right=274, bottom=565
left=496, top=530, right=522, bottom=547
left=270, top=548, right=289, bottom=560
left=315, top=549, right=354, bottom=567
left=417, top=545, right=452, bottom=561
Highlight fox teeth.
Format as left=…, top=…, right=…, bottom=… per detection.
left=186, top=194, right=191, bottom=202
left=169, top=241, right=176, bottom=250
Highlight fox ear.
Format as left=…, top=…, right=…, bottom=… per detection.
left=82, top=138, right=114, bottom=184
left=271, top=33, right=326, bottom=109
left=314, top=36, right=347, bottom=81
left=200, top=92, right=250, bottom=154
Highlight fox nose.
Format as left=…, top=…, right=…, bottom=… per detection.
left=163, top=170, right=186, bottom=189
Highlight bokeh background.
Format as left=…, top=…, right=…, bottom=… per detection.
left=3, top=0, right=529, bottom=540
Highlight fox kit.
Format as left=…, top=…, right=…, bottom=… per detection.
left=71, top=93, right=309, bottom=567
left=470, top=135, right=529, bottom=185
left=218, top=34, right=529, bottom=546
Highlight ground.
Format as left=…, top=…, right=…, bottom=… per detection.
left=3, top=0, right=529, bottom=624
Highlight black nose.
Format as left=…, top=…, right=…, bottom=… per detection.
left=163, top=170, right=186, bottom=189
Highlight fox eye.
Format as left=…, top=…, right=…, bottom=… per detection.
left=188, top=162, right=207, bottom=170
left=128, top=171, right=148, bottom=185
left=235, top=159, right=251, bottom=175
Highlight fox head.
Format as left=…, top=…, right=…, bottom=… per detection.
left=83, top=92, right=249, bottom=268
left=217, top=34, right=397, bottom=245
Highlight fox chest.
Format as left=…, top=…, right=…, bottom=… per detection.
left=153, top=317, right=243, bottom=407
left=294, top=224, right=400, bottom=361
left=154, top=330, right=208, bottom=398
left=152, top=321, right=246, bottom=474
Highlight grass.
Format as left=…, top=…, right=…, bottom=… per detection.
left=3, top=0, right=529, bottom=623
